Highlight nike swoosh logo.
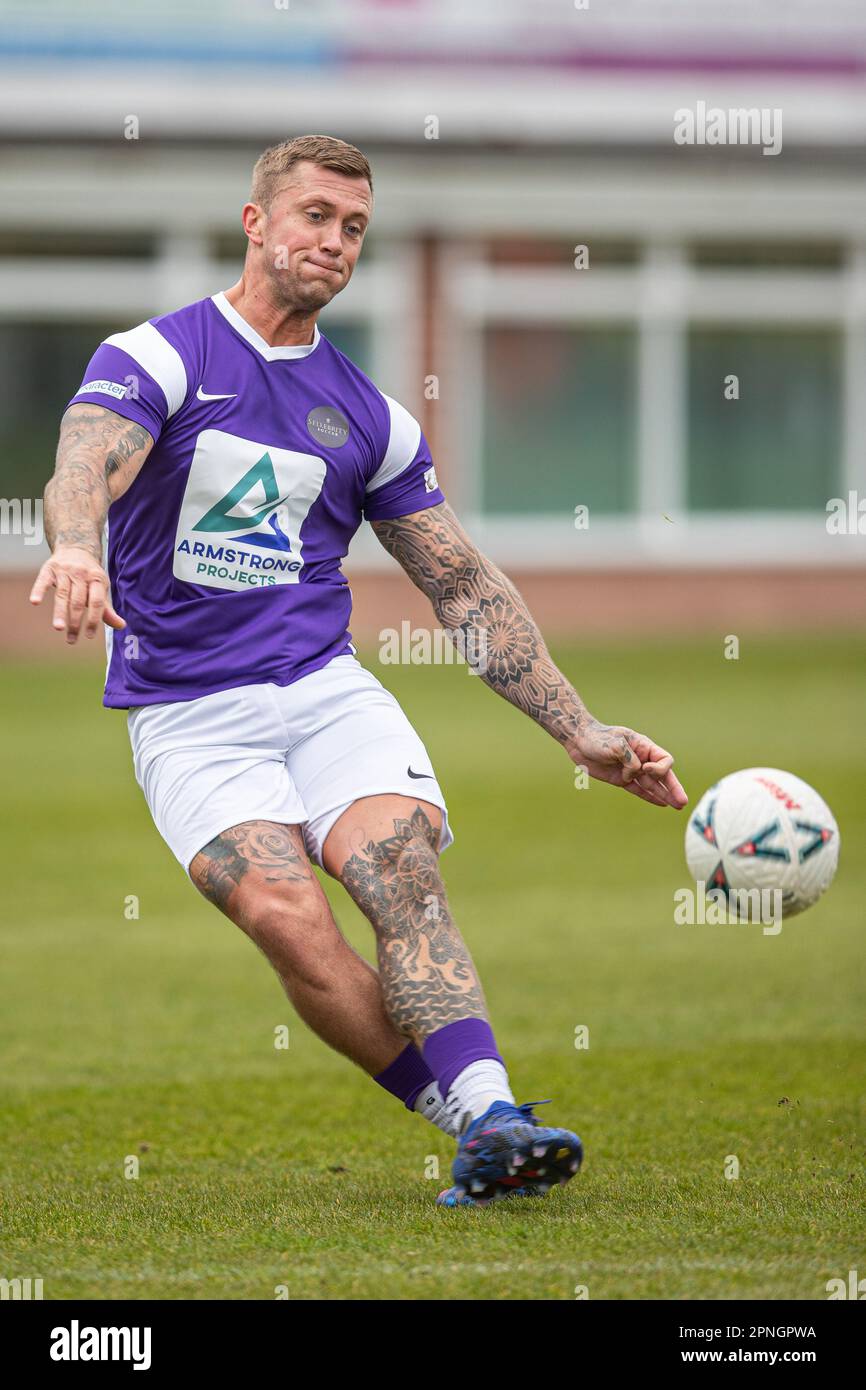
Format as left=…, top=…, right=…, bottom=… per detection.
left=196, top=386, right=238, bottom=401
left=407, top=766, right=435, bottom=780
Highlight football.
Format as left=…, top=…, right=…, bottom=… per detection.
left=685, top=767, right=840, bottom=919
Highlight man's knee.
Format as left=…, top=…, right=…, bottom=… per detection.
left=189, top=819, right=345, bottom=982
left=190, top=820, right=315, bottom=915
left=322, top=795, right=443, bottom=884
left=239, top=882, right=349, bottom=986
left=327, top=800, right=448, bottom=933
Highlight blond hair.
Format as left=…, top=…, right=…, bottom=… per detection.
left=251, top=134, right=373, bottom=211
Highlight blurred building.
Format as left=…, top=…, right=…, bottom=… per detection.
left=1, top=0, right=865, bottom=643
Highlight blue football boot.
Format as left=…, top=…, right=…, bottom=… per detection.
left=435, top=1183, right=541, bottom=1208
left=447, top=1100, right=583, bottom=1204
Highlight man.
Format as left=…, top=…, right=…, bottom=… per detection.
left=31, top=135, right=687, bottom=1207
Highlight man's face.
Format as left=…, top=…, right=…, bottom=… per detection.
left=250, top=161, right=372, bottom=311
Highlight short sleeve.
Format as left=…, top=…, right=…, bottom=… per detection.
left=362, top=393, right=446, bottom=521
left=66, top=321, right=189, bottom=445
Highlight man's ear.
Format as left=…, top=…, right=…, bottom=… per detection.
left=241, top=201, right=265, bottom=247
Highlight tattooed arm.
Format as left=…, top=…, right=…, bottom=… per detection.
left=30, top=404, right=153, bottom=643
left=370, top=502, right=687, bottom=809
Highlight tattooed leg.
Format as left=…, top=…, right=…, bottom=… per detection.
left=322, top=796, right=488, bottom=1046
left=189, top=819, right=410, bottom=1075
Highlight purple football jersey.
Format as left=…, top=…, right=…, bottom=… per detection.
left=66, top=292, right=445, bottom=708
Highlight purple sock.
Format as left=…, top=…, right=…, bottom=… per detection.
left=422, top=1018, right=504, bottom=1100
left=374, top=1042, right=436, bottom=1112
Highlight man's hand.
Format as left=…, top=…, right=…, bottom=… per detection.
left=370, top=505, right=689, bottom=810
left=569, top=718, right=688, bottom=809
left=31, top=404, right=153, bottom=643
left=30, top=545, right=125, bottom=643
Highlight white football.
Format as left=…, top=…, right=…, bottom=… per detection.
left=685, top=767, right=840, bottom=919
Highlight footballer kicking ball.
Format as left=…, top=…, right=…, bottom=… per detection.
left=685, top=767, right=839, bottom=920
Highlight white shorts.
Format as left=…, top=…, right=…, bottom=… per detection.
left=127, top=654, right=453, bottom=874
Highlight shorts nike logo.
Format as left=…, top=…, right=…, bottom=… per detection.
left=407, top=766, right=434, bottom=780
left=196, top=386, right=238, bottom=401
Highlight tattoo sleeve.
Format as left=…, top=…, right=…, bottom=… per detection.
left=43, top=404, right=154, bottom=557
left=370, top=502, right=589, bottom=756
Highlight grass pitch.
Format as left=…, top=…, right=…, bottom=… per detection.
left=1, top=635, right=864, bottom=1300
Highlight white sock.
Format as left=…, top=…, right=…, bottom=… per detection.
left=413, top=1081, right=461, bottom=1139
left=444, top=1059, right=515, bottom=1133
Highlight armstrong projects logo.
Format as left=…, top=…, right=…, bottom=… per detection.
left=174, top=429, right=327, bottom=591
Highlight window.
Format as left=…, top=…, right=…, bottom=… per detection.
left=317, top=321, right=370, bottom=373
left=687, top=328, right=842, bottom=511
left=481, top=326, right=636, bottom=515
left=0, top=321, right=120, bottom=497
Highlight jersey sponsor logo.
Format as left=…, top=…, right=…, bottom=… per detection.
left=79, top=379, right=129, bottom=400
left=173, top=429, right=326, bottom=592
left=196, top=386, right=238, bottom=401
left=423, top=465, right=438, bottom=493
left=306, top=405, right=350, bottom=448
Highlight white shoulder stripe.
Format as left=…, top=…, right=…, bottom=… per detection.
left=104, top=322, right=188, bottom=418
left=365, top=394, right=422, bottom=494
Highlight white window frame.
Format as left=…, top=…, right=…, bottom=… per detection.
left=437, top=240, right=866, bottom=568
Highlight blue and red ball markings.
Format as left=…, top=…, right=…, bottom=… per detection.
left=692, top=796, right=719, bottom=846
left=793, top=820, right=835, bottom=862
left=732, top=819, right=790, bottom=861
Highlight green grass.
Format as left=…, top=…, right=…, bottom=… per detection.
left=1, top=635, right=864, bottom=1300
